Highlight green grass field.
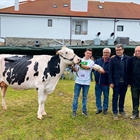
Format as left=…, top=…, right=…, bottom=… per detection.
left=0, top=78, right=140, bottom=140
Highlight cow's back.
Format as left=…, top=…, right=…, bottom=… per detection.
left=0, top=55, right=51, bottom=89
left=0, top=54, right=63, bottom=90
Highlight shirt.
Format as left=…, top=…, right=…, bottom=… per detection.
left=75, top=58, right=95, bottom=85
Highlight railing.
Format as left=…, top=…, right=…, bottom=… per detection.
left=72, top=30, right=87, bottom=35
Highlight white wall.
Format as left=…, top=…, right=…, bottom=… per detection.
left=87, top=19, right=114, bottom=40
left=71, top=18, right=140, bottom=41
left=0, top=14, right=140, bottom=42
left=115, top=20, right=140, bottom=41
left=0, top=15, right=70, bottom=39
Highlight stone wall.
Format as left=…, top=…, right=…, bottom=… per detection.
left=5, top=37, right=93, bottom=47
left=0, top=42, right=4, bottom=46
left=4, top=37, right=140, bottom=47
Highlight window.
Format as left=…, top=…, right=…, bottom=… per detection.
left=98, top=5, right=103, bottom=9
left=52, top=4, right=57, bottom=8
left=48, top=19, right=52, bottom=27
left=63, top=3, right=68, bottom=7
left=72, top=20, right=88, bottom=35
left=117, top=25, right=124, bottom=31
left=75, top=25, right=81, bottom=34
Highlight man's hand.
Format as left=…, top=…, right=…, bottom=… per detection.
left=98, top=69, right=105, bottom=74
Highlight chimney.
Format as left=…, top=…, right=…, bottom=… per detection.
left=100, top=0, right=104, bottom=3
left=70, top=0, right=88, bottom=12
left=15, top=0, right=19, bottom=11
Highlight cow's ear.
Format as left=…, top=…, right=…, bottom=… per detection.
left=54, top=48, right=59, bottom=52
left=54, top=48, right=59, bottom=55
left=57, top=50, right=63, bottom=55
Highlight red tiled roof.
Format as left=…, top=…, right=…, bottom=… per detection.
left=0, top=0, right=140, bottom=19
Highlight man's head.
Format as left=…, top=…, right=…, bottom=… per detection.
left=84, top=48, right=92, bottom=59
left=135, top=46, right=140, bottom=59
left=102, top=47, right=111, bottom=60
left=115, top=44, right=124, bottom=57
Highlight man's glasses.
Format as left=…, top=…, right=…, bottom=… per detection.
left=115, top=49, right=123, bottom=52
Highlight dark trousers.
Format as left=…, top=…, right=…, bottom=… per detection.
left=131, top=86, right=140, bottom=115
left=112, top=83, right=128, bottom=114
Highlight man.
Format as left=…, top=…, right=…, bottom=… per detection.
left=108, top=44, right=130, bottom=120
left=72, top=48, right=103, bottom=117
left=130, top=46, right=140, bottom=119
left=94, top=48, right=111, bottom=115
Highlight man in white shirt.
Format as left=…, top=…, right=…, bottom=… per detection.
left=72, top=48, right=95, bottom=117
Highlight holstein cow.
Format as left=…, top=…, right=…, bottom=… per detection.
left=0, top=46, right=81, bottom=119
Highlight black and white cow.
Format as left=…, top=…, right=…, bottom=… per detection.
left=0, top=46, right=81, bottom=119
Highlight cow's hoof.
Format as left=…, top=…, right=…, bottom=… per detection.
left=2, top=106, right=7, bottom=110
left=42, top=111, right=47, bottom=116
left=37, top=115, right=43, bottom=120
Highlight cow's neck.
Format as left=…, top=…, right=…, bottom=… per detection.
left=59, top=61, right=67, bottom=75
left=59, top=56, right=72, bottom=76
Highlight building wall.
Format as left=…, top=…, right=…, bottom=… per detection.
left=1, top=15, right=70, bottom=39
left=115, top=20, right=140, bottom=42
left=86, top=18, right=114, bottom=40
left=0, top=14, right=140, bottom=43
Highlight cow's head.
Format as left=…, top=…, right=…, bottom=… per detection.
left=57, top=46, right=81, bottom=65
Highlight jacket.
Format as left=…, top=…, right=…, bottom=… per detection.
left=94, top=58, right=110, bottom=85
left=108, top=54, right=130, bottom=86
left=130, top=56, right=140, bottom=87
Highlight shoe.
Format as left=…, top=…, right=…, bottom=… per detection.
left=119, top=111, right=128, bottom=118
left=72, top=111, right=77, bottom=117
left=103, top=109, right=108, bottom=115
left=113, top=114, right=118, bottom=120
left=130, top=114, right=139, bottom=120
left=96, top=110, right=102, bottom=114
left=82, top=111, right=89, bottom=116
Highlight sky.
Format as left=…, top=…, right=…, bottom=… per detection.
left=0, top=0, right=140, bottom=9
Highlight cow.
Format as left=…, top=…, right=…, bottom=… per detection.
left=0, top=46, right=81, bottom=119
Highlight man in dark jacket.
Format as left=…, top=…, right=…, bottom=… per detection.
left=94, top=48, right=111, bottom=115
left=108, top=44, right=130, bottom=120
left=130, top=46, right=140, bottom=119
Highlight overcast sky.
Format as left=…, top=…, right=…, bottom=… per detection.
left=0, top=0, right=140, bottom=9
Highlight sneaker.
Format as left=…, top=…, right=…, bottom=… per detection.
left=96, top=110, right=102, bottom=114
left=72, top=111, right=77, bottom=117
left=103, top=109, right=108, bottom=115
left=82, top=111, right=89, bottom=116
left=113, top=114, right=118, bottom=120
left=130, top=114, right=139, bottom=120
left=119, top=111, right=128, bottom=118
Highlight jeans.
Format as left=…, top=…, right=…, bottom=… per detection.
left=112, top=83, right=127, bottom=114
left=72, top=83, right=89, bottom=112
left=95, top=84, right=109, bottom=110
left=131, top=86, right=140, bottom=115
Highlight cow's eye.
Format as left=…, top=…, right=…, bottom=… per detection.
left=65, top=52, right=68, bottom=54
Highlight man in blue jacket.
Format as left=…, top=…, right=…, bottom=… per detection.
left=129, top=46, right=140, bottom=119
left=108, top=44, right=130, bottom=120
left=94, top=48, right=111, bottom=115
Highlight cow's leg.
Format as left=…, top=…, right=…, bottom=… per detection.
left=1, top=85, right=8, bottom=110
left=41, top=93, right=48, bottom=116
left=37, top=87, right=45, bottom=120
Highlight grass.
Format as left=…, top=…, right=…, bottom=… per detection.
left=0, top=75, right=140, bottom=140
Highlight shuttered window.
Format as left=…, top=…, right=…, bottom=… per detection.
left=48, top=19, right=52, bottom=27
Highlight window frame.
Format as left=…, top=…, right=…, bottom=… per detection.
left=48, top=19, right=52, bottom=27
left=117, top=25, right=124, bottom=31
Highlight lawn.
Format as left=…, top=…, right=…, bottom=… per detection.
left=0, top=78, right=140, bottom=140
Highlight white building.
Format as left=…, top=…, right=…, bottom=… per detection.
left=0, top=0, right=140, bottom=44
